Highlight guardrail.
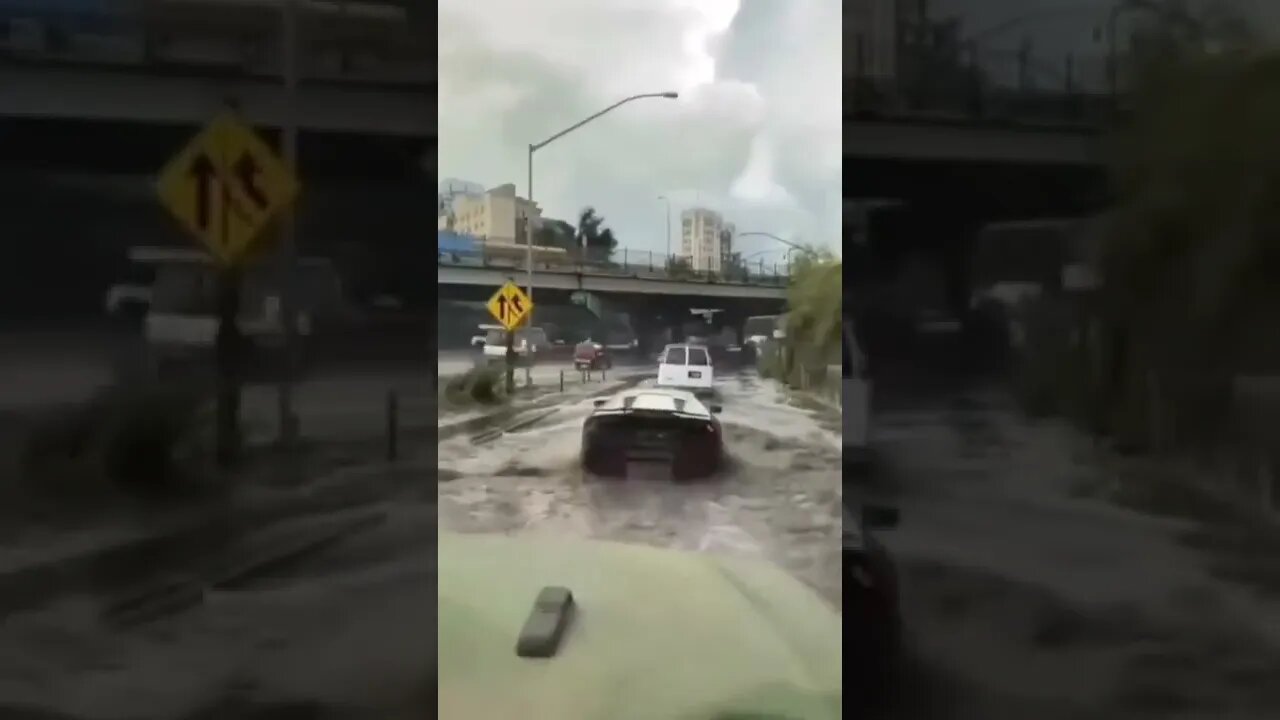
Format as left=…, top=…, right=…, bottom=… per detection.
left=437, top=247, right=792, bottom=288
left=0, top=1, right=430, bottom=86
left=851, top=49, right=1120, bottom=131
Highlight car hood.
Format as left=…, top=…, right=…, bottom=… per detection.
left=438, top=531, right=842, bottom=720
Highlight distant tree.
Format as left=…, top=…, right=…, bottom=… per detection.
left=758, top=246, right=841, bottom=388
left=723, top=251, right=748, bottom=281
left=667, top=255, right=694, bottom=278
left=576, top=207, right=619, bottom=263
left=1093, top=1, right=1273, bottom=445
left=535, top=219, right=577, bottom=251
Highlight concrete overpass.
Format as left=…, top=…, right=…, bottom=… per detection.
left=439, top=264, right=787, bottom=301
left=844, top=115, right=1114, bottom=356
left=0, top=61, right=432, bottom=138
left=846, top=118, right=1106, bottom=167
left=844, top=115, right=1111, bottom=216
left=440, top=263, right=788, bottom=346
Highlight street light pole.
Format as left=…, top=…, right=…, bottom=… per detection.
left=735, top=231, right=813, bottom=255
left=658, top=195, right=672, bottom=266
left=526, top=142, right=534, bottom=306
left=276, top=0, right=300, bottom=445
left=524, top=91, right=679, bottom=327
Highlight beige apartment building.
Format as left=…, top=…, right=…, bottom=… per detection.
left=451, top=183, right=542, bottom=244
left=680, top=207, right=734, bottom=274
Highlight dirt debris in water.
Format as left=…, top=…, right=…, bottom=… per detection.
left=437, top=372, right=844, bottom=605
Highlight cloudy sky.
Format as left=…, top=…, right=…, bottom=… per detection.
left=438, top=0, right=842, bottom=266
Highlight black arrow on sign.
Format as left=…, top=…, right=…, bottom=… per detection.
left=496, top=295, right=508, bottom=322
left=234, top=152, right=269, bottom=210
left=510, top=293, right=524, bottom=317
left=188, top=153, right=216, bottom=230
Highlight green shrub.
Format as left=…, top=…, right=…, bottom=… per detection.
left=20, top=380, right=215, bottom=506
left=756, top=340, right=785, bottom=379
left=443, top=365, right=508, bottom=406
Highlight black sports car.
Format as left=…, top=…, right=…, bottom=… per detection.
left=581, top=388, right=724, bottom=480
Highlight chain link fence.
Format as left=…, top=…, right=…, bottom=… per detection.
left=438, top=245, right=791, bottom=286
left=852, top=48, right=1119, bottom=128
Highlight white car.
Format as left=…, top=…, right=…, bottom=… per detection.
left=657, top=343, right=714, bottom=393
left=842, top=319, right=872, bottom=471
left=472, top=323, right=502, bottom=348
left=483, top=327, right=550, bottom=363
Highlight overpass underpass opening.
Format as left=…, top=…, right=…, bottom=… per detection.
left=845, top=157, right=1109, bottom=219
left=846, top=152, right=1109, bottom=376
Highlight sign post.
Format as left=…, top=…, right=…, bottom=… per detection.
left=486, top=280, right=535, bottom=396
left=156, top=112, right=301, bottom=468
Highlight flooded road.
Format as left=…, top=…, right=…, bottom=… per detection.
left=862, top=382, right=1280, bottom=719
left=0, top=451, right=436, bottom=720
left=437, top=370, right=845, bottom=605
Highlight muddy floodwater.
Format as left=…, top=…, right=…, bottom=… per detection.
left=437, top=371, right=845, bottom=605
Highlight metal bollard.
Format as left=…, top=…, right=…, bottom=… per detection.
left=524, top=365, right=532, bottom=388
left=560, top=369, right=565, bottom=392
left=602, top=367, right=607, bottom=382
left=386, top=390, right=398, bottom=462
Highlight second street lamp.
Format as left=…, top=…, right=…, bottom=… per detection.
left=658, top=194, right=672, bottom=269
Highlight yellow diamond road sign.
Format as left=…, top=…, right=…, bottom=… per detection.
left=487, top=281, right=534, bottom=331
left=156, top=113, right=300, bottom=266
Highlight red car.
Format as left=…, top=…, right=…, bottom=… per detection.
left=574, top=340, right=612, bottom=371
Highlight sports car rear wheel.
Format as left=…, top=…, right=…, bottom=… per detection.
left=582, top=441, right=625, bottom=478
left=673, top=438, right=720, bottom=481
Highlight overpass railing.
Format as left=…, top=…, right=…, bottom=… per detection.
left=0, top=0, right=430, bottom=85
left=437, top=246, right=791, bottom=288
left=851, top=48, right=1117, bottom=131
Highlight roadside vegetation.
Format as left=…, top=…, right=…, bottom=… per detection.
left=12, top=378, right=220, bottom=525
left=440, top=365, right=510, bottom=410
left=757, top=247, right=841, bottom=395
left=1014, top=2, right=1280, bottom=515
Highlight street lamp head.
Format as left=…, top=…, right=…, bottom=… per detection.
left=661, top=91, right=679, bottom=99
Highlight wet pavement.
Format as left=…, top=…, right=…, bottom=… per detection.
left=0, top=460, right=436, bottom=720
left=8, top=343, right=1280, bottom=718
left=860, top=382, right=1280, bottom=719
left=437, top=369, right=845, bottom=605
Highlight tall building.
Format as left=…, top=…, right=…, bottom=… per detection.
left=680, top=208, right=734, bottom=274
left=850, top=0, right=897, bottom=82
left=437, top=179, right=484, bottom=232
left=451, top=183, right=542, bottom=244
left=720, top=223, right=736, bottom=267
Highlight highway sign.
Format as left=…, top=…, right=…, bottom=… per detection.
left=156, top=113, right=300, bottom=266
left=486, top=281, right=534, bottom=331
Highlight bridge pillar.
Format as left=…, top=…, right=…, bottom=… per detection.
left=570, top=290, right=606, bottom=318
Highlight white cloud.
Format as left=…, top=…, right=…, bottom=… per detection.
left=437, top=0, right=841, bottom=257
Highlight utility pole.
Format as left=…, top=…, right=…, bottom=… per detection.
left=526, top=144, right=535, bottom=328
left=276, top=0, right=300, bottom=444
left=658, top=195, right=672, bottom=267
left=665, top=201, right=672, bottom=261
